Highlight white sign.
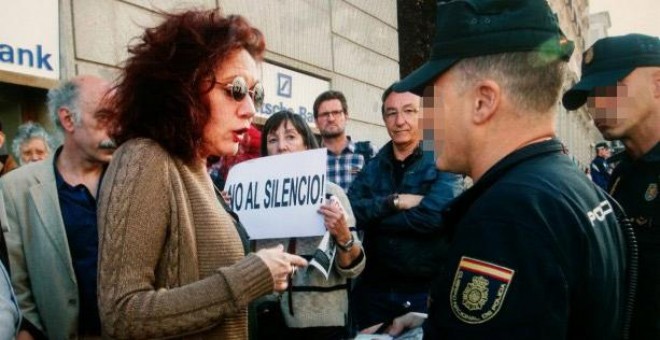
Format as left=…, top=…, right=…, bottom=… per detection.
left=0, top=1, right=59, bottom=79
left=259, top=62, right=329, bottom=127
left=225, top=148, right=328, bottom=239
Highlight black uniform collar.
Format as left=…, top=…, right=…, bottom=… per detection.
left=443, top=138, right=564, bottom=228
left=635, top=142, right=660, bottom=163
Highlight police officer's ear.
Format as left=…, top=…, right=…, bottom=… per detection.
left=472, top=79, right=501, bottom=125
left=651, top=68, right=660, bottom=99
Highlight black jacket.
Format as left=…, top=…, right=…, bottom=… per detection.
left=425, top=139, right=627, bottom=339
left=348, top=142, right=463, bottom=290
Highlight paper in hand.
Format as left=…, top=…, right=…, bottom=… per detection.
left=308, top=231, right=336, bottom=279
left=308, top=195, right=346, bottom=279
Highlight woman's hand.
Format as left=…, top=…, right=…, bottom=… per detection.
left=255, top=245, right=307, bottom=292
left=319, top=195, right=361, bottom=268
left=318, top=196, right=351, bottom=244
left=220, top=190, right=231, bottom=205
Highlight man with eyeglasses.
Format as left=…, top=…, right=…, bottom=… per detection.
left=563, top=33, right=660, bottom=340
left=348, top=85, right=462, bottom=331
left=313, top=90, right=374, bottom=192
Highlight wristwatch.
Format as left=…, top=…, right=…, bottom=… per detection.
left=337, top=235, right=355, bottom=252
left=390, top=193, right=400, bottom=210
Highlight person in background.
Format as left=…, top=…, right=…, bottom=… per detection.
left=1, top=75, right=115, bottom=340
left=563, top=33, right=660, bottom=340
left=0, top=122, right=18, bottom=176
left=96, top=10, right=306, bottom=339
left=590, top=142, right=612, bottom=190
left=348, top=85, right=463, bottom=331
left=208, top=124, right=261, bottom=190
left=366, top=0, right=628, bottom=338
left=11, top=122, right=54, bottom=166
left=313, top=90, right=374, bottom=191
left=0, top=261, right=19, bottom=338
left=252, top=110, right=365, bottom=339
left=0, top=194, right=21, bottom=338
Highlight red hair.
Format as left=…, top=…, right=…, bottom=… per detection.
left=110, top=10, right=265, bottom=164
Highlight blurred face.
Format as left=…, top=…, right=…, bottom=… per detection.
left=70, top=77, right=115, bottom=164
left=266, top=120, right=307, bottom=155
left=382, top=91, right=421, bottom=147
left=596, top=146, right=611, bottom=158
left=423, top=67, right=472, bottom=173
left=587, top=68, right=654, bottom=140
left=202, top=49, right=259, bottom=158
left=315, top=99, right=346, bottom=138
left=20, top=137, right=48, bottom=165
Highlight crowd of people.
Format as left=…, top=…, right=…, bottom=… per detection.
left=0, top=0, right=656, bottom=339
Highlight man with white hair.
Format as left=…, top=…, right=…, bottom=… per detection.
left=1, top=75, right=115, bottom=339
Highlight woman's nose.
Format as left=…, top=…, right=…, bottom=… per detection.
left=238, top=97, right=256, bottom=119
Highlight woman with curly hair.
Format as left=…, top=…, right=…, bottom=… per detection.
left=96, top=10, right=306, bottom=339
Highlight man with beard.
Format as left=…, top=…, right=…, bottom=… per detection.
left=0, top=75, right=116, bottom=339
left=313, top=90, right=374, bottom=191
left=563, top=33, right=660, bottom=339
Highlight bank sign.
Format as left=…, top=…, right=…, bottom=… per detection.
left=259, top=62, right=329, bottom=126
left=0, top=1, right=59, bottom=80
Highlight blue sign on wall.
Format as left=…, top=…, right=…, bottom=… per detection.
left=277, top=73, right=292, bottom=98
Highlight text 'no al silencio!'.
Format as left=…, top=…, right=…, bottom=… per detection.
left=226, top=174, right=326, bottom=211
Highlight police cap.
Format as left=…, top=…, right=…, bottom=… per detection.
left=394, top=0, right=575, bottom=95
left=562, top=34, right=660, bottom=110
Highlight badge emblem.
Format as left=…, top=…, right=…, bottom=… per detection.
left=584, top=47, right=594, bottom=65
left=645, top=183, right=657, bottom=201
left=451, top=256, right=514, bottom=324
left=462, top=275, right=489, bottom=310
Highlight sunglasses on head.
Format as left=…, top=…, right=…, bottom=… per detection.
left=214, top=76, right=264, bottom=109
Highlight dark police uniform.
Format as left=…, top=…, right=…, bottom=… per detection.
left=424, top=139, right=627, bottom=339
left=609, top=142, right=660, bottom=339
left=590, top=155, right=611, bottom=190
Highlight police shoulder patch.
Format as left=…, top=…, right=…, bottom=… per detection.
left=645, top=183, right=657, bottom=201
left=450, top=256, right=515, bottom=324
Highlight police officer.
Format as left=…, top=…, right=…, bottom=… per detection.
left=361, top=0, right=629, bottom=339
left=590, top=142, right=612, bottom=190
left=563, top=33, right=660, bottom=340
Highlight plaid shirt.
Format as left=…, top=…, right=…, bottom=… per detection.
left=326, top=140, right=367, bottom=192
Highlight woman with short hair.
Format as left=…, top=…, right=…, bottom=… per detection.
left=11, top=122, right=53, bottom=166
left=255, top=110, right=365, bottom=339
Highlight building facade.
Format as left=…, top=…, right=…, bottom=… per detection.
left=0, top=0, right=398, bottom=151
left=548, top=0, right=605, bottom=170
left=0, top=0, right=605, bottom=165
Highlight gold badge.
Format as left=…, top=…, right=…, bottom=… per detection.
left=584, top=47, right=594, bottom=65
left=450, top=256, right=515, bottom=324
left=645, top=183, right=657, bottom=201
left=462, top=276, right=489, bottom=311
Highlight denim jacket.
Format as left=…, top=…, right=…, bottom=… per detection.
left=348, top=142, right=463, bottom=289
